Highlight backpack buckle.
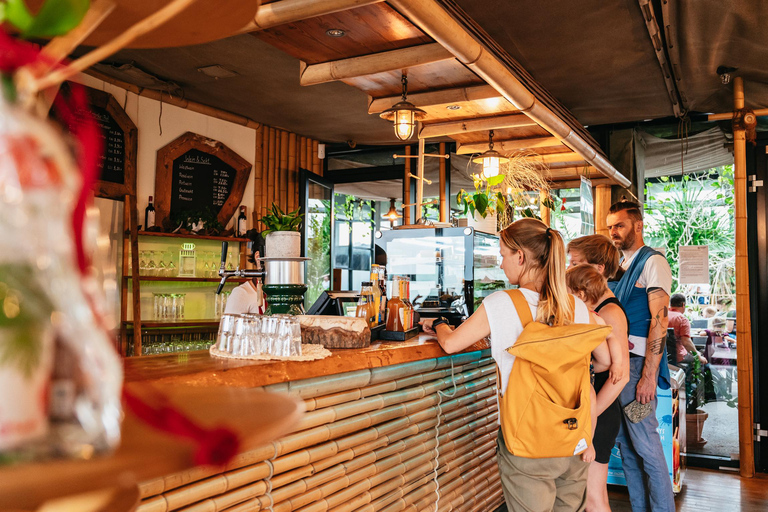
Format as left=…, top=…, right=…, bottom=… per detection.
left=563, top=418, right=578, bottom=430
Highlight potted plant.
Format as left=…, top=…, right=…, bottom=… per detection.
left=685, top=355, right=737, bottom=445
left=259, top=203, right=304, bottom=258
left=457, top=174, right=507, bottom=233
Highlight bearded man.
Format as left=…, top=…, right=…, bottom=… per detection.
left=606, top=200, right=675, bottom=512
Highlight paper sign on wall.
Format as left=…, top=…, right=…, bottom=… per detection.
left=678, top=245, right=709, bottom=284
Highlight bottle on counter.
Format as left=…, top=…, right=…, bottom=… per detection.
left=377, top=265, right=387, bottom=326
left=386, top=276, right=405, bottom=332
left=237, top=206, right=247, bottom=237
left=356, top=282, right=376, bottom=327
left=144, top=196, right=155, bottom=229
left=369, top=265, right=382, bottom=327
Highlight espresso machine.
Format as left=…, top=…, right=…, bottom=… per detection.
left=216, top=240, right=309, bottom=315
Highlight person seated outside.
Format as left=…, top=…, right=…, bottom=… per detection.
left=668, top=293, right=707, bottom=365
left=701, top=306, right=717, bottom=319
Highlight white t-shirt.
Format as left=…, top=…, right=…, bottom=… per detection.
left=483, top=288, right=590, bottom=396
left=224, top=281, right=264, bottom=315
left=621, top=248, right=672, bottom=356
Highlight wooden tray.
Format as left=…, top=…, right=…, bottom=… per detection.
left=379, top=327, right=421, bottom=342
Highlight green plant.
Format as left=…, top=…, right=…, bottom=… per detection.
left=457, top=174, right=507, bottom=219
left=170, top=207, right=223, bottom=233
left=305, top=199, right=332, bottom=308
left=685, top=355, right=737, bottom=415
left=259, top=203, right=304, bottom=235
left=643, top=167, right=735, bottom=299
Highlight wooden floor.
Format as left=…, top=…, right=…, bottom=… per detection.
left=494, top=469, right=768, bottom=511
left=607, top=468, right=768, bottom=511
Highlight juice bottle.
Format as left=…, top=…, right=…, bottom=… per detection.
left=369, top=266, right=382, bottom=326
left=401, top=277, right=413, bottom=330
left=356, top=282, right=376, bottom=327
left=386, top=276, right=404, bottom=331
left=377, top=265, right=387, bottom=325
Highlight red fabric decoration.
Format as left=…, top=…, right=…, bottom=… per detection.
left=123, top=388, right=241, bottom=466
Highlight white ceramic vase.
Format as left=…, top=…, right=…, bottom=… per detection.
left=265, top=231, right=301, bottom=258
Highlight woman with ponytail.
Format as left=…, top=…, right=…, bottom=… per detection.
left=421, top=218, right=611, bottom=511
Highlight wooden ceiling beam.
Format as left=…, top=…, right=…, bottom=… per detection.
left=545, top=166, right=599, bottom=180
left=241, top=0, right=384, bottom=32
left=517, top=152, right=587, bottom=165
left=300, top=43, right=453, bottom=86
left=456, top=137, right=563, bottom=154
left=418, top=114, right=536, bottom=139
left=368, top=84, right=503, bottom=114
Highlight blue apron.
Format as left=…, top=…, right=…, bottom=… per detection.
left=608, top=246, right=671, bottom=390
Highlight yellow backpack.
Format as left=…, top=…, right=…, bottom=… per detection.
left=497, top=289, right=612, bottom=458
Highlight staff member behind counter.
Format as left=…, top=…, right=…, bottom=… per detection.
left=224, top=230, right=266, bottom=315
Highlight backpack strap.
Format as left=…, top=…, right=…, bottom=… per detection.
left=505, top=289, right=533, bottom=326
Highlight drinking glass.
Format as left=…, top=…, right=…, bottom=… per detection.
left=211, top=252, right=221, bottom=277
left=139, top=251, right=148, bottom=276
left=260, top=315, right=279, bottom=356
left=217, top=314, right=237, bottom=352
left=177, top=294, right=186, bottom=320
left=147, top=251, right=157, bottom=277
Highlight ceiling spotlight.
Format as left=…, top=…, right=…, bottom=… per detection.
left=446, top=105, right=461, bottom=111
left=197, top=65, right=238, bottom=79
left=380, top=74, right=426, bottom=141
left=326, top=28, right=346, bottom=37
left=472, top=130, right=509, bottom=179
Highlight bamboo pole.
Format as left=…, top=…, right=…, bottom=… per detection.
left=288, top=133, right=297, bottom=211
left=594, top=184, right=611, bottom=237
left=438, top=142, right=447, bottom=223
left=419, top=113, right=537, bottom=139
left=307, top=139, right=313, bottom=174
left=415, top=138, right=426, bottom=223
left=300, top=137, right=307, bottom=170
left=403, top=145, right=412, bottom=224
left=539, top=189, right=550, bottom=227
left=312, top=141, right=321, bottom=175
left=243, top=0, right=384, bottom=32
left=280, top=131, right=289, bottom=209
left=268, top=128, right=277, bottom=207
left=300, top=44, right=452, bottom=86
left=253, top=126, right=264, bottom=226
left=708, top=107, right=768, bottom=121
left=368, top=84, right=501, bottom=115
left=733, top=77, right=756, bottom=478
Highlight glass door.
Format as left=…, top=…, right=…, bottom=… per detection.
left=300, top=169, right=334, bottom=310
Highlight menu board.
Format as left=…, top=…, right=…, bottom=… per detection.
left=155, top=132, right=251, bottom=228
left=49, top=82, right=136, bottom=199
left=170, top=148, right=235, bottom=215
left=90, top=106, right=125, bottom=184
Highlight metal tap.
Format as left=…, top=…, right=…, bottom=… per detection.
left=216, top=240, right=266, bottom=294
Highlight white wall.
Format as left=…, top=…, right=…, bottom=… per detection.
left=75, top=75, right=256, bottom=231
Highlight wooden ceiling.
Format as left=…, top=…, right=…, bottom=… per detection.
left=252, top=0, right=616, bottom=186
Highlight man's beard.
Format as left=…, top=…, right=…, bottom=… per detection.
left=614, top=229, right=636, bottom=251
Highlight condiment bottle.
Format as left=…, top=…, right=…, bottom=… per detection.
left=356, top=282, right=376, bottom=327
left=369, top=266, right=382, bottom=327
left=386, top=276, right=405, bottom=331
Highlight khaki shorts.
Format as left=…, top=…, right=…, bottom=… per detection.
left=496, top=429, right=589, bottom=512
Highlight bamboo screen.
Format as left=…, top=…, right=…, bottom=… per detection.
left=254, top=125, right=322, bottom=229
left=136, top=350, right=503, bottom=512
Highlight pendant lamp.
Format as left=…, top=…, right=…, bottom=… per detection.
left=380, top=75, right=426, bottom=141
left=472, top=130, right=509, bottom=179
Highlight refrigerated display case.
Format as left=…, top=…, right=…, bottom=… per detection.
left=374, top=226, right=512, bottom=324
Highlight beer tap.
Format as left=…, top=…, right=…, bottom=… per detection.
left=216, top=240, right=266, bottom=294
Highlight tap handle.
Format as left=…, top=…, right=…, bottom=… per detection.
left=220, top=241, right=228, bottom=270
left=216, top=276, right=227, bottom=295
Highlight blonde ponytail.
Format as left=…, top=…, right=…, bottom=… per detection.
left=499, top=219, right=574, bottom=326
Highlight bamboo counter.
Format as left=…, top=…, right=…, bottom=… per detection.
left=125, top=335, right=504, bottom=512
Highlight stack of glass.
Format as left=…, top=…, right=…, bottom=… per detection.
left=215, top=290, right=231, bottom=318
left=215, top=314, right=302, bottom=358
left=152, top=293, right=186, bottom=320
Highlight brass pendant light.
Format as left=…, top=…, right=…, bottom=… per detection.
left=380, top=75, right=426, bottom=141
left=472, top=130, right=509, bottom=178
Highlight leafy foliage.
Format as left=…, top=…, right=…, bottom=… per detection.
left=685, top=355, right=737, bottom=414
left=305, top=199, right=332, bottom=308
left=456, top=173, right=507, bottom=219
left=643, top=167, right=735, bottom=302
left=259, top=203, right=303, bottom=235
left=2, top=0, right=90, bottom=37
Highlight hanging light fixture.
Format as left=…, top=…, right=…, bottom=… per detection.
left=472, top=130, right=509, bottom=179
left=380, top=74, right=426, bottom=141
left=385, top=198, right=402, bottom=224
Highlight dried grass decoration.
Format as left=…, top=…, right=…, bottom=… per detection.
left=457, top=150, right=551, bottom=230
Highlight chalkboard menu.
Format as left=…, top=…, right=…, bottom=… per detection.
left=170, top=148, right=235, bottom=215
left=50, top=82, right=137, bottom=199
left=155, top=132, right=252, bottom=228
left=90, top=106, right=125, bottom=184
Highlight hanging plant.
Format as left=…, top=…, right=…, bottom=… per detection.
left=457, top=173, right=506, bottom=219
